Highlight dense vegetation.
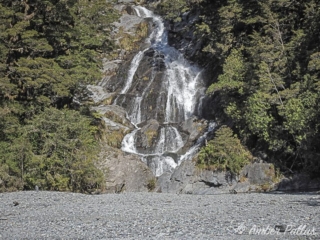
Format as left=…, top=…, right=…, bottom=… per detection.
left=198, top=126, right=252, bottom=174
left=2, top=0, right=320, bottom=192
left=158, top=0, right=320, bottom=176
left=0, top=0, right=119, bottom=192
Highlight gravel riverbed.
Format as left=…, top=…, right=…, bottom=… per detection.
left=0, top=191, right=319, bottom=239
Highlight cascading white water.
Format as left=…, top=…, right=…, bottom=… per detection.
left=133, top=6, right=203, bottom=125
left=154, top=126, right=184, bottom=154
left=117, top=6, right=206, bottom=176
left=134, top=6, right=166, bottom=46
left=121, top=129, right=139, bottom=154
left=164, top=64, right=199, bottom=122
left=178, top=121, right=216, bottom=164
left=129, top=70, right=156, bottom=124
left=120, top=50, right=147, bottom=95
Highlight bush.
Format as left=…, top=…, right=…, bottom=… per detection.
left=0, top=108, right=104, bottom=193
left=197, top=126, right=252, bottom=174
left=147, top=178, right=156, bottom=191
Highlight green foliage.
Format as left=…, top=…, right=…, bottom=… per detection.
left=180, top=0, right=320, bottom=174
left=0, top=108, right=104, bottom=193
left=147, top=178, right=156, bottom=191
left=244, top=92, right=273, bottom=142
left=197, top=126, right=252, bottom=174
left=158, top=0, right=189, bottom=22
left=0, top=0, right=118, bottom=105
left=0, top=0, right=119, bottom=192
left=207, top=48, right=246, bottom=94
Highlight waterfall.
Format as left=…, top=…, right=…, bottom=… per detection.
left=154, top=126, right=184, bottom=154
left=115, top=6, right=207, bottom=176
left=121, top=129, right=139, bottom=154
left=120, top=50, right=147, bottom=95
left=178, top=121, right=216, bottom=164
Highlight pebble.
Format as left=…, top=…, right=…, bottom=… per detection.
left=0, top=191, right=319, bottom=239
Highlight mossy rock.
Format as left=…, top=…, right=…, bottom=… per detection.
left=145, top=128, right=158, bottom=146
left=103, top=128, right=129, bottom=148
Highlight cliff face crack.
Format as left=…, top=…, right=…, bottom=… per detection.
left=200, top=180, right=222, bottom=188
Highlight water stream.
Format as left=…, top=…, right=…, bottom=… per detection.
left=115, top=6, right=209, bottom=176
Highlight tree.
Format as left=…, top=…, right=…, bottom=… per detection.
left=24, top=108, right=103, bottom=192
left=0, top=0, right=119, bottom=192
left=185, top=0, right=320, bottom=174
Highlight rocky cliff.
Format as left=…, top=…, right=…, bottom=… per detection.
left=87, top=0, right=320, bottom=194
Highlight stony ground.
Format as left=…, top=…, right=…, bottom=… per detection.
left=0, top=191, right=319, bottom=239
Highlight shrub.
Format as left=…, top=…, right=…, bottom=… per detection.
left=197, top=125, right=252, bottom=174
left=147, top=178, right=156, bottom=191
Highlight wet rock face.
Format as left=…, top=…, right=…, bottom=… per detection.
left=113, top=49, right=168, bottom=124
left=179, top=117, right=206, bottom=144
left=114, top=52, right=205, bottom=153
left=166, top=9, right=202, bottom=61
left=87, top=4, right=209, bottom=180
left=129, top=119, right=191, bottom=156
left=71, top=3, right=160, bottom=192
left=92, top=105, right=134, bottom=149
left=136, top=119, right=160, bottom=151
left=109, top=5, right=207, bottom=176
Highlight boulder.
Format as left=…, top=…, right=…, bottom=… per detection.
left=157, top=161, right=280, bottom=194
left=92, top=105, right=134, bottom=149
left=117, top=0, right=136, bottom=3
left=277, top=173, right=320, bottom=192
left=241, top=162, right=276, bottom=185
left=135, top=119, right=160, bottom=151
left=180, top=117, right=205, bottom=141
left=98, top=144, right=154, bottom=193
left=86, top=85, right=115, bottom=104
left=93, top=105, right=133, bottom=128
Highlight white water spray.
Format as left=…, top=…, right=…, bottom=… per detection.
left=115, top=6, right=207, bottom=176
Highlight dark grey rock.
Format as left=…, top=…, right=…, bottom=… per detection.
left=135, top=119, right=160, bottom=151
left=275, top=224, right=287, bottom=232
left=117, top=0, right=135, bottom=3
left=241, top=162, right=275, bottom=185
left=307, top=197, right=320, bottom=206
left=277, top=173, right=320, bottom=192
left=180, top=117, right=206, bottom=142
left=157, top=161, right=279, bottom=194
left=232, top=181, right=252, bottom=193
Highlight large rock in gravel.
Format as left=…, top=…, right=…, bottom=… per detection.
left=277, top=173, right=320, bottom=191
left=157, top=161, right=279, bottom=194
left=157, top=160, right=237, bottom=194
